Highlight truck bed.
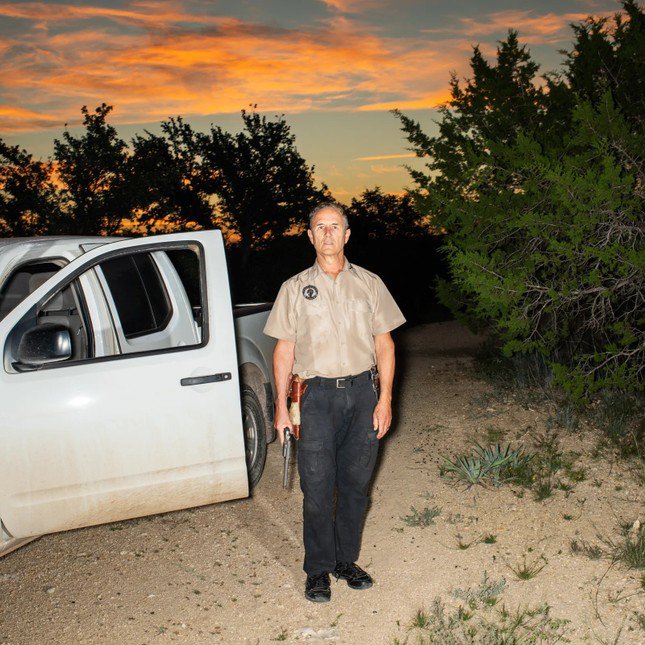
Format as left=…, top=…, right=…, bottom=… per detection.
left=233, top=303, right=273, bottom=318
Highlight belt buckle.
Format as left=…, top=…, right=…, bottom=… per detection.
left=336, top=378, right=346, bottom=389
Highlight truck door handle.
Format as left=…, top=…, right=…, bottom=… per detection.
left=180, top=372, right=232, bottom=386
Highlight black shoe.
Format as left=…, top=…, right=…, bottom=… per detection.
left=333, top=562, right=373, bottom=590
left=305, top=572, right=331, bottom=603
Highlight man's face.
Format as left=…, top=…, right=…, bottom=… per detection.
left=307, top=208, right=351, bottom=257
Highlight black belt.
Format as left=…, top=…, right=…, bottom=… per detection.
left=306, top=369, right=372, bottom=389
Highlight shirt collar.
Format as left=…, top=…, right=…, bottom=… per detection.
left=311, top=257, right=352, bottom=277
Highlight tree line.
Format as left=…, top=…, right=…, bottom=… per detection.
left=0, top=105, right=430, bottom=248
left=396, top=0, right=643, bottom=401
left=0, top=104, right=442, bottom=316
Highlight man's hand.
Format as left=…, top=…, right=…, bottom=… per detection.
left=274, top=407, right=293, bottom=446
left=373, top=398, right=392, bottom=439
left=373, top=331, right=395, bottom=439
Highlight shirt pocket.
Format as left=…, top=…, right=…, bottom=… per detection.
left=348, top=299, right=371, bottom=313
left=347, top=298, right=373, bottom=335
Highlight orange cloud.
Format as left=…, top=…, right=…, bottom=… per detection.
left=369, top=163, right=407, bottom=174
left=355, top=153, right=417, bottom=161
left=459, top=10, right=589, bottom=43
left=425, top=9, right=614, bottom=45
left=0, top=1, right=230, bottom=30
left=0, top=4, right=472, bottom=131
left=358, top=90, right=453, bottom=112
left=0, top=105, right=61, bottom=130
left=319, top=0, right=385, bottom=13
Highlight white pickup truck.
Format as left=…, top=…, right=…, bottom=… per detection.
left=0, top=231, right=277, bottom=556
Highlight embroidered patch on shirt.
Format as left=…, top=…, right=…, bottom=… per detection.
left=302, top=285, right=318, bottom=300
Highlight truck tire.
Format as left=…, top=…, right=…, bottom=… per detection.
left=242, top=384, right=267, bottom=488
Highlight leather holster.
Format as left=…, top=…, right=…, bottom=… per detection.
left=288, top=375, right=308, bottom=439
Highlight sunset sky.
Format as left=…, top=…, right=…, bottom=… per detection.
left=0, top=0, right=622, bottom=200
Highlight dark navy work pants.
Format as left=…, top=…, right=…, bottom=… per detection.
left=298, top=371, right=379, bottom=575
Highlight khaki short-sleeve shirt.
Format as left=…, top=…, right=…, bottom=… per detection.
left=263, top=259, right=406, bottom=378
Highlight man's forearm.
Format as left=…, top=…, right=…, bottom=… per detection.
left=374, top=332, right=395, bottom=401
left=273, top=339, right=296, bottom=412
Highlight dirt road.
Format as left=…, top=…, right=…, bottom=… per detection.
left=1, top=321, right=642, bottom=643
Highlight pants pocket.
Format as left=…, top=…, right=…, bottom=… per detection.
left=360, top=432, right=379, bottom=469
left=298, top=439, right=325, bottom=483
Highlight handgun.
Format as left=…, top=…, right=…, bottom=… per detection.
left=282, top=427, right=292, bottom=489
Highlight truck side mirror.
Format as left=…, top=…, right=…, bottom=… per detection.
left=16, top=323, right=72, bottom=368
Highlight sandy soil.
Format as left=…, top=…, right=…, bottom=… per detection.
left=1, top=321, right=642, bottom=644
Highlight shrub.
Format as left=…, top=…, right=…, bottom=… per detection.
left=396, top=4, right=644, bottom=402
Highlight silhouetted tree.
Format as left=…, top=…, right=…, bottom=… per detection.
left=130, top=117, right=213, bottom=233
left=564, top=0, right=644, bottom=129
left=53, top=104, right=132, bottom=235
left=394, top=31, right=570, bottom=213
left=197, top=109, right=327, bottom=265
left=347, top=187, right=427, bottom=239
left=0, top=141, right=59, bottom=236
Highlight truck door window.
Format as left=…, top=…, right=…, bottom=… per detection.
left=97, top=249, right=202, bottom=353
left=166, top=249, right=202, bottom=328
left=100, top=253, right=172, bottom=339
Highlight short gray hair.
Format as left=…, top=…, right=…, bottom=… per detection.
left=308, top=202, right=349, bottom=230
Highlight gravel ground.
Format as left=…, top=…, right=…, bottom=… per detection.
left=1, top=321, right=643, bottom=644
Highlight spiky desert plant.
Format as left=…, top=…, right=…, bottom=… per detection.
left=441, top=443, right=533, bottom=488
left=440, top=453, right=490, bottom=486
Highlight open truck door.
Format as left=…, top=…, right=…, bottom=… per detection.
left=0, top=231, right=248, bottom=539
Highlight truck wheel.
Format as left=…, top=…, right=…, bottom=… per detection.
left=242, top=385, right=267, bottom=488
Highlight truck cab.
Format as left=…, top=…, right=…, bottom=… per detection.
left=0, top=231, right=275, bottom=556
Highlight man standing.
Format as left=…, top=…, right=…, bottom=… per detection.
left=263, top=203, right=405, bottom=602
